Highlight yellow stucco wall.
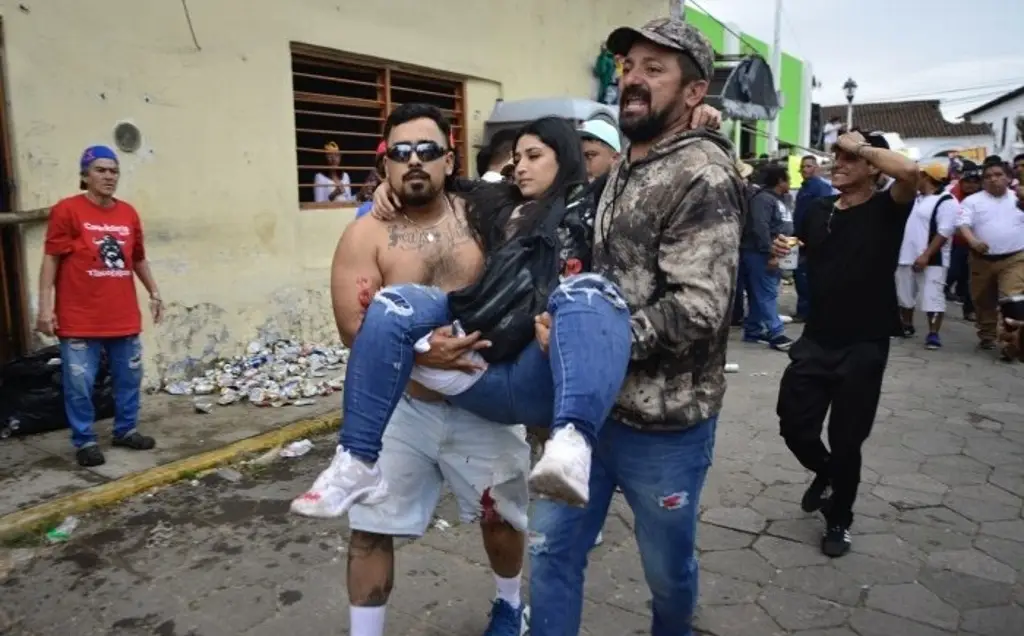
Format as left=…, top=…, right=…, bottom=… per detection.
left=0, top=0, right=663, bottom=382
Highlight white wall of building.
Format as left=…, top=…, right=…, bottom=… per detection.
left=964, top=92, right=1024, bottom=161
left=904, top=134, right=995, bottom=160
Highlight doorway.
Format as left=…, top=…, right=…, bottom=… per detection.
left=0, top=19, right=29, bottom=365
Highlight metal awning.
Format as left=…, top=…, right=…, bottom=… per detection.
left=705, top=54, right=780, bottom=122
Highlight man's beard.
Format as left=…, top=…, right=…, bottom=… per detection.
left=619, top=86, right=674, bottom=143
left=395, top=172, right=440, bottom=207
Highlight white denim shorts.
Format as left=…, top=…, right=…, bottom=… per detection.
left=348, top=395, right=531, bottom=537
left=895, top=265, right=947, bottom=314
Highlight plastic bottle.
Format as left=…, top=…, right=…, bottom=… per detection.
left=46, top=516, right=80, bottom=543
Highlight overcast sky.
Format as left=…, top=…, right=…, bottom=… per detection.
left=691, top=0, right=1024, bottom=119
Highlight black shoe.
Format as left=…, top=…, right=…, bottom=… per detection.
left=979, top=339, right=996, bottom=350
left=900, top=325, right=916, bottom=338
left=76, top=445, right=106, bottom=467
left=112, top=431, right=156, bottom=450
left=801, top=473, right=830, bottom=512
left=821, top=525, right=851, bottom=558
left=768, top=334, right=794, bottom=351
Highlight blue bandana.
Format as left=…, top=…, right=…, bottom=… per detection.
left=80, top=145, right=119, bottom=173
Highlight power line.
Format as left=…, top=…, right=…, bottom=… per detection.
left=861, top=78, right=1024, bottom=103
left=941, top=88, right=1014, bottom=106
left=687, top=0, right=763, bottom=56
left=779, top=6, right=806, bottom=60
left=739, top=123, right=821, bottom=156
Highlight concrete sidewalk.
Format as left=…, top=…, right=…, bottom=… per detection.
left=1, top=295, right=1022, bottom=635
left=0, top=393, right=338, bottom=523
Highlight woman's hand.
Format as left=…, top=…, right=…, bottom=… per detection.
left=534, top=312, right=551, bottom=355
left=370, top=182, right=403, bottom=222
left=415, top=325, right=490, bottom=372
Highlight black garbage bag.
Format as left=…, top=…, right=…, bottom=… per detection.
left=0, top=346, right=115, bottom=439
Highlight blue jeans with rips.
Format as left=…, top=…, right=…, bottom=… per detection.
left=339, top=273, right=633, bottom=463
left=59, top=336, right=143, bottom=449
left=740, top=250, right=784, bottom=341
left=528, top=416, right=717, bottom=636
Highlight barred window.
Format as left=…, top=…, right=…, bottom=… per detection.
left=291, top=44, right=467, bottom=208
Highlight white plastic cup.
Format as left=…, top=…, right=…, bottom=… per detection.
left=778, top=238, right=799, bottom=271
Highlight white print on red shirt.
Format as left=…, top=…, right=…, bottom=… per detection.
left=84, top=221, right=133, bottom=278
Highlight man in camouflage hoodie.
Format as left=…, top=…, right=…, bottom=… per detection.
left=528, top=17, right=744, bottom=636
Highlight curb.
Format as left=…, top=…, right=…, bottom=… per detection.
left=0, top=413, right=340, bottom=543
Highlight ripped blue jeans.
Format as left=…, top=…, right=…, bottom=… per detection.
left=529, top=416, right=717, bottom=636
left=59, top=336, right=143, bottom=449
left=340, top=273, right=633, bottom=463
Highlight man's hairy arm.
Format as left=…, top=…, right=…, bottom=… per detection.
left=330, top=220, right=382, bottom=348
left=630, top=164, right=743, bottom=360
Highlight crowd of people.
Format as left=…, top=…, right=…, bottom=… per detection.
left=32, top=10, right=1024, bottom=636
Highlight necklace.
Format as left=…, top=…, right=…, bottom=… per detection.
left=401, top=195, right=451, bottom=243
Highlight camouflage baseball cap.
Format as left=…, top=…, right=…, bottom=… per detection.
left=606, top=17, right=715, bottom=80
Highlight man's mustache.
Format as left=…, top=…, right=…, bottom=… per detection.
left=621, top=86, right=651, bottom=104
left=404, top=170, right=430, bottom=181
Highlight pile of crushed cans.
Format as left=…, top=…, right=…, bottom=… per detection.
left=162, top=339, right=348, bottom=411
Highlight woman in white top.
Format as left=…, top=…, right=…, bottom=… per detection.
left=313, top=141, right=354, bottom=203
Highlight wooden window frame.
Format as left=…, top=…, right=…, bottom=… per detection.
left=291, top=43, right=469, bottom=211
left=0, top=18, right=31, bottom=362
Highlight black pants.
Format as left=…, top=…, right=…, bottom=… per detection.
left=776, top=336, right=889, bottom=528
left=948, top=243, right=975, bottom=316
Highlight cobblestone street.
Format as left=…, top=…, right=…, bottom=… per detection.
left=1, top=315, right=1023, bottom=635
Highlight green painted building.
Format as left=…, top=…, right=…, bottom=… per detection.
left=685, top=6, right=812, bottom=156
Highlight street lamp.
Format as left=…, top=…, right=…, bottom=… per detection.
left=843, top=77, right=858, bottom=130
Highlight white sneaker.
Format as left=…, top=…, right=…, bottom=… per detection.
left=593, top=531, right=604, bottom=548
left=528, top=424, right=591, bottom=507
left=289, top=445, right=387, bottom=518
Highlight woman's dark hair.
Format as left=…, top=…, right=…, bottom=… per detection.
left=464, top=116, right=586, bottom=250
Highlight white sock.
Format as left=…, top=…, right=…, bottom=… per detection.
left=495, top=574, right=522, bottom=608
left=350, top=605, right=387, bottom=636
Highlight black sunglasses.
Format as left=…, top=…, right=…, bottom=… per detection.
left=386, top=140, right=449, bottom=164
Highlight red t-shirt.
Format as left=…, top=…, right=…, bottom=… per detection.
left=44, top=194, right=146, bottom=338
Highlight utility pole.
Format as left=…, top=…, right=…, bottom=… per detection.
left=766, top=0, right=783, bottom=154
left=670, top=0, right=685, bottom=21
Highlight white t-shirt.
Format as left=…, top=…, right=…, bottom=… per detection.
left=408, top=334, right=484, bottom=395
left=313, top=172, right=354, bottom=203
left=957, top=190, right=1024, bottom=255
left=898, top=193, right=958, bottom=267
left=823, top=122, right=841, bottom=146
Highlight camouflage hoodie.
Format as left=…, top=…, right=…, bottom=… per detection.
left=592, top=128, right=744, bottom=432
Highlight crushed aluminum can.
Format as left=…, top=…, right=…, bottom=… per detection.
left=193, top=400, right=214, bottom=414
left=162, top=338, right=349, bottom=409
left=192, top=381, right=216, bottom=395
left=217, top=389, right=241, bottom=406
left=164, top=380, right=192, bottom=395
left=292, top=399, right=317, bottom=407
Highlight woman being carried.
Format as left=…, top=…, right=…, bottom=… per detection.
left=292, top=116, right=633, bottom=519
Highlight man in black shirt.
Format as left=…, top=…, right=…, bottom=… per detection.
left=771, top=130, right=918, bottom=558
